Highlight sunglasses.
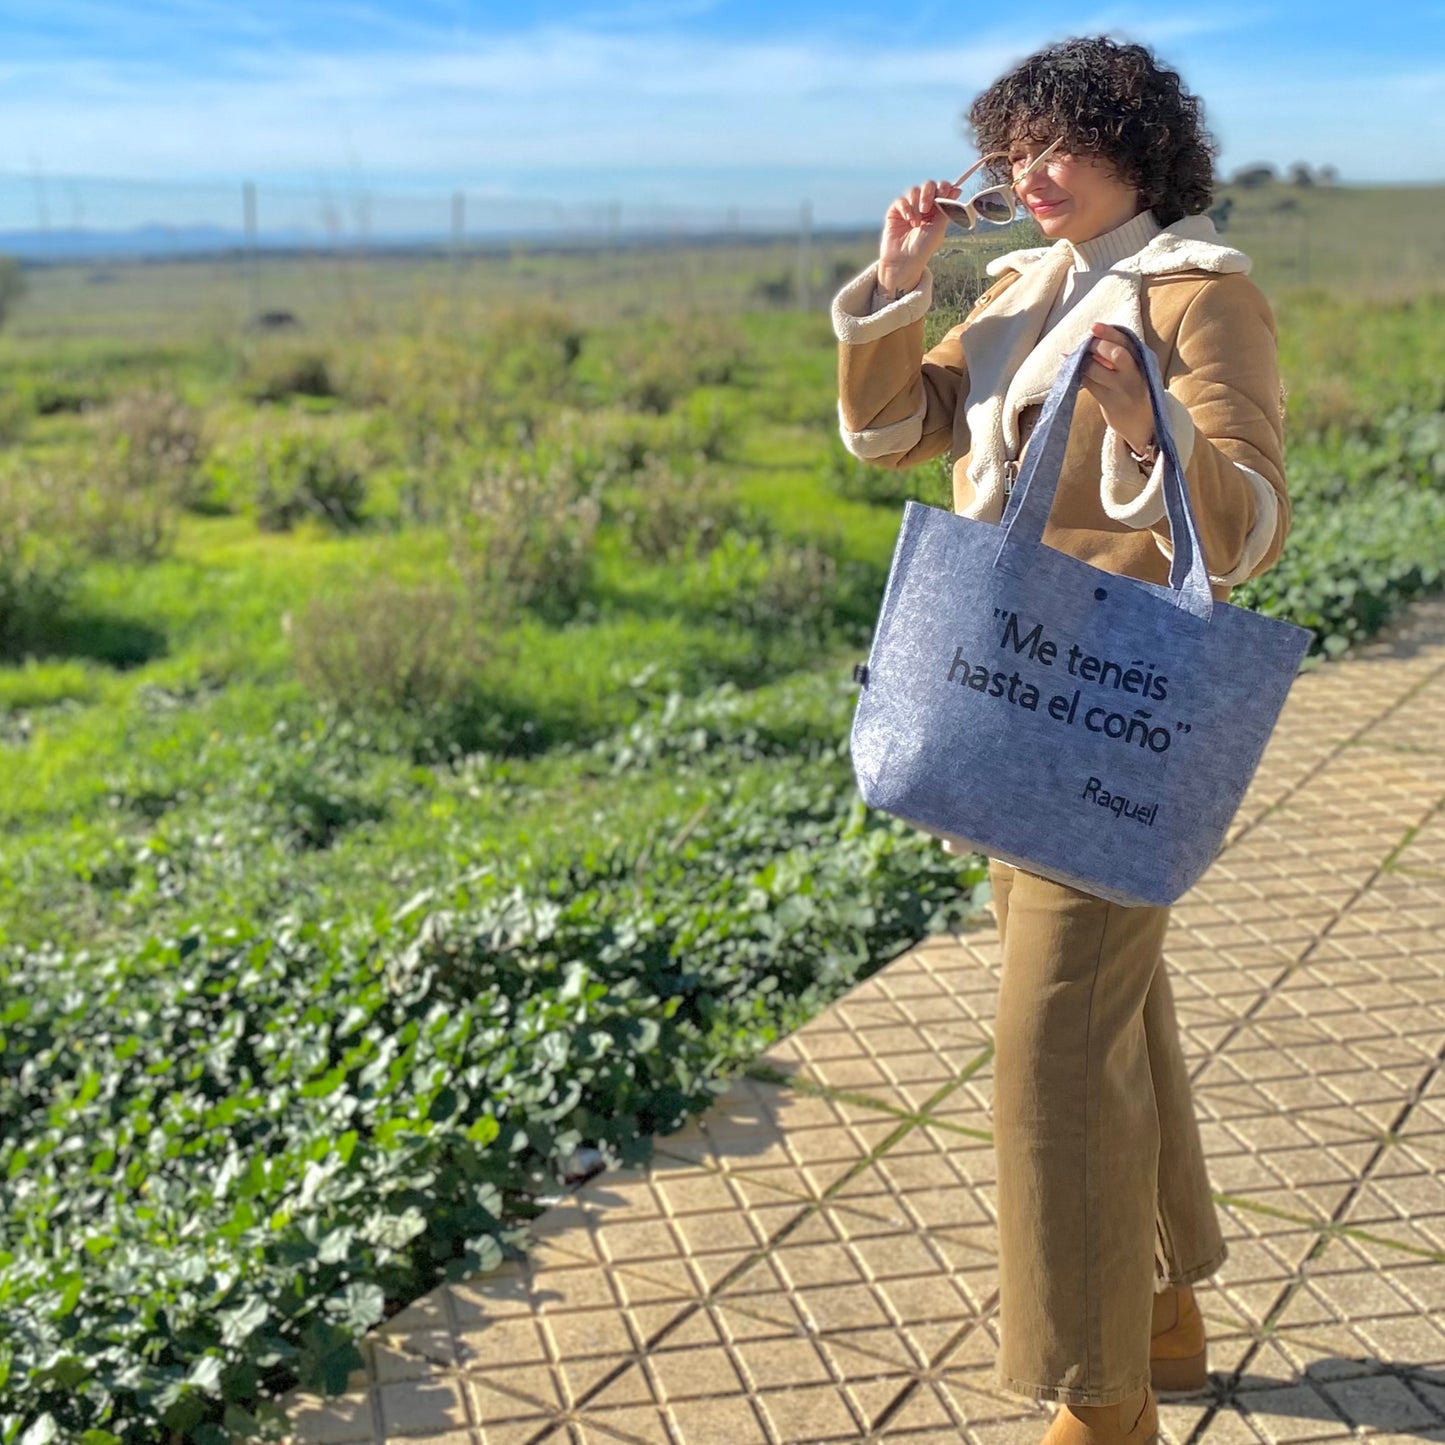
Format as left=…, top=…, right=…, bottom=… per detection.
left=934, top=137, right=1066, bottom=230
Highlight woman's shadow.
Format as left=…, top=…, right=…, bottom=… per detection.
left=1177, top=1358, right=1445, bottom=1442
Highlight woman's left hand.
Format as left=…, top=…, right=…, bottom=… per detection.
left=1076, top=323, right=1155, bottom=456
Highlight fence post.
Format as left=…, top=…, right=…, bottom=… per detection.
left=242, top=181, right=259, bottom=319
left=451, top=190, right=465, bottom=311
left=28, top=158, right=50, bottom=233
left=797, top=200, right=813, bottom=311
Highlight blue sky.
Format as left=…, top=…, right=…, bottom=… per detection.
left=0, top=0, right=1440, bottom=232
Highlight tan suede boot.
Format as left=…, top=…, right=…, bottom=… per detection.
left=1150, top=1284, right=1207, bottom=1393
left=1040, top=1385, right=1158, bottom=1445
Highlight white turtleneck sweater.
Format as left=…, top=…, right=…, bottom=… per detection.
left=1038, top=209, right=1161, bottom=332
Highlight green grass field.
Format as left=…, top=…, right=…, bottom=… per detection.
left=0, top=189, right=1442, bottom=1443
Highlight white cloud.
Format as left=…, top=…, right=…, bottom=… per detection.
left=568, top=0, right=723, bottom=28
left=1070, top=4, right=1273, bottom=44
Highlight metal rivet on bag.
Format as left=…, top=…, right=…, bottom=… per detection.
left=1094, top=587, right=1108, bottom=601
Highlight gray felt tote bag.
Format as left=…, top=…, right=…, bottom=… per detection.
left=850, top=327, right=1312, bottom=908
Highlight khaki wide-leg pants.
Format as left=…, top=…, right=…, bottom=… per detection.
left=988, top=860, right=1228, bottom=1407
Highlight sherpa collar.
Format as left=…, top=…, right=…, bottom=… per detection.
left=984, top=212, right=1250, bottom=281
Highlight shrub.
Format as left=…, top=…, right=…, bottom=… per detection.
left=819, top=435, right=908, bottom=505
left=0, top=254, right=24, bottom=331
left=680, top=315, right=749, bottom=388
left=357, top=304, right=583, bottom=454
left=681, top=530, right=842, bottom=637
left=354, top=305, right=593, bottom=526
left=57, top=395, right=206, bottom=563
left=365, top=336, right=487, bottom=522
left=25, top=374, right=102, bottom=415
left=289, top=576, right=486, bottom=715
left=921, top=226, right=1044, bottom=337
left=97, top=390, right=205, bottom=506
left=1285, top=375, right=1369, bottom=440
left=675, top=391, right=738, bottom=461
left=15, top=392, right=211, bottom=564
left=476, top=304, right=585, bottom=401
left=615, top=350, right=681, bottom=415
left=15, top=456, right=175, bottom=564
left=0, top=386, right=28, bottom=447
left=242, top=343, right=336, bottom=402
left=76, top=464, right=178, bottom=561
left=187, top=444, right=246, bottom=517
left=751, top=271, right=795, bottom=307
left=546, top=395, right=738, bottom=488
left=753, top=538, right=840, bottom=629
left=252, top=432, right=368, bottom=532
left=0, top=520, right=73, bottom=659
left=449, top=453, right=601, bottom=623
left=819, top=435, right=955, bottom=510
left=609, top=454, right=763, bottom=562
left=593, top=315, right=750, bottom=414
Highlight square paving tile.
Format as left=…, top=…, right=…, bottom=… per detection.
left=288, top=1381, right=378, bottom=1444
left=757, top=958, right=996, bottom=1109
left=1316, top=1372, right=1445, bottom=1433
left=1231, top=1380, right=1355, bottom=1443
left=651, top=1073, right=897, bottom=1207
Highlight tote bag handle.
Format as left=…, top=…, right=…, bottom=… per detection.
left=995, top=326, right=1215, bottom=621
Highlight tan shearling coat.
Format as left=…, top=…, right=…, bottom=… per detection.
left=833, top=215, right=1288, bottom=600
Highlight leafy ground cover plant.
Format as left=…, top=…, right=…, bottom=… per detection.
left=1235, top=404, right=1445, bottom=657
left=0, top=715, right=984, bottom=1444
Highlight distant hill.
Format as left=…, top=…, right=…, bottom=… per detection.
left=1206, top=180, right=1445, bottom=295
left=0, top=225, right=365, bottom=262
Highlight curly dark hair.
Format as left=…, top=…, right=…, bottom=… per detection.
left=966, top=36, right=1218, bottom=226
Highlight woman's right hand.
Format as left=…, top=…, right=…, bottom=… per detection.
left=878, top=179, right=961, bottom=295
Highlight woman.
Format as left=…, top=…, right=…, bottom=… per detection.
left=832, top=36, right=1289, bottom=1445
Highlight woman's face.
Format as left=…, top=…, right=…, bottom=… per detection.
left=1007, top=136, right=1144, bottom=244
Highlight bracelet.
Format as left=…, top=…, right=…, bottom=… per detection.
left=1127, top=440, right=1159, bottom=475
left=876, top=267, right=921, bottom=302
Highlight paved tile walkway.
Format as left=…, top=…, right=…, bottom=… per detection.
left=283, top=597, right=1445, bottom=1445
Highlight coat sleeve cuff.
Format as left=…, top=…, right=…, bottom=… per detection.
left=838, top=393, right=927, bottom=460
left=1151, top=463, right=1281, bottom=586
left=832, top=262, right=933, bottom=345
left=1203, top=465, right=1281, bottom=585
left=1099, top=390, right=1196, bottom=529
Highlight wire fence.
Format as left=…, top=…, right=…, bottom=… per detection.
left=2, top=170, right=1438, bottom=342
left=0, top=171, right=899, bottom=336
left=0, top=170, right=826, bottom=259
